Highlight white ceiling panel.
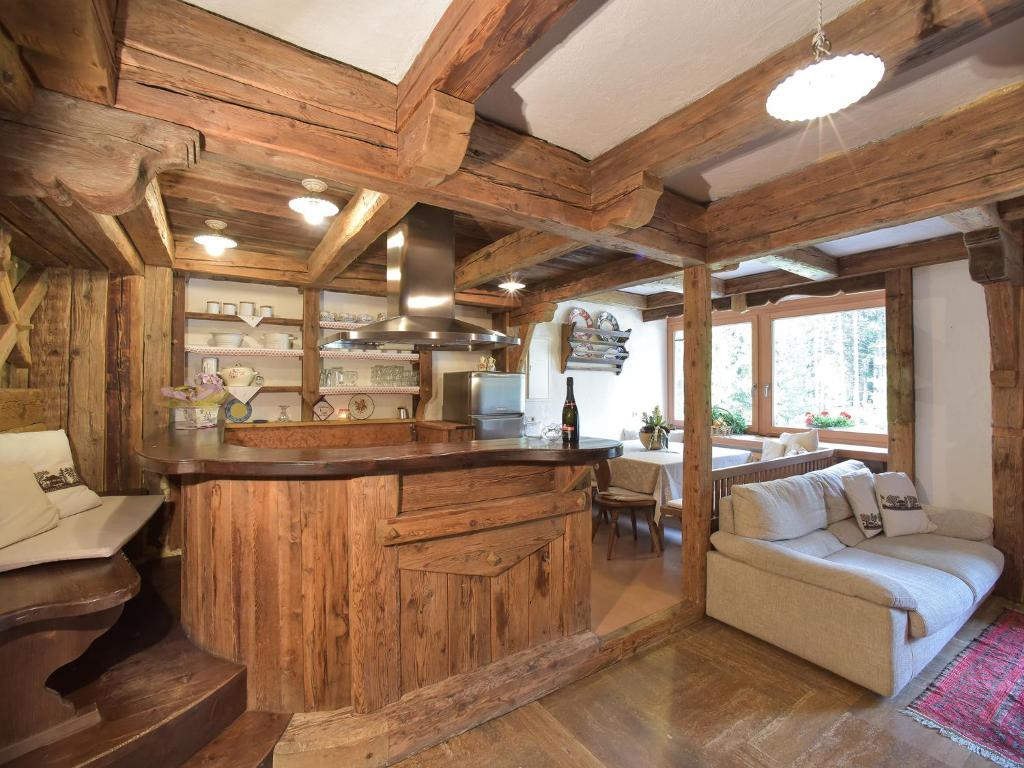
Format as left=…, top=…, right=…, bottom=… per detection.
left=816, top=218, right=962, bottom=257
left=186, top=0, right=452, bottom=83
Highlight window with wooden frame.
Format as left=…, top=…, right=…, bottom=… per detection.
left=668, top=291, right=887, bottom=446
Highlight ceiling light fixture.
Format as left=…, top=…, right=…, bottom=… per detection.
left=289, top=178, right=340, bottom=225
left=766, top=0, right=884, bottom=122
left=498, top=275, right=526, bottom=293
left=193, top=219, right=237, bottom=257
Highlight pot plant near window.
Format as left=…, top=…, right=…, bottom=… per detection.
left=639, top=406, right=673, bottom=450
left=711, top=406, right=747, bottom=436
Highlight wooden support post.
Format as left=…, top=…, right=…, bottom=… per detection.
left=105, top=275, right=144, bottom=491
left=682, top=266, right=712, bottom=609
left=171, top=275, right=186, bottom=386
left=68, top=270, right=108, bottom=491
left=302, top=288, right=321, bottom=421
left=142, top=266, right=173, bottom=439
left=414, top=351, right=433, bottom=420
left=886, top=269, right=915, bottom=477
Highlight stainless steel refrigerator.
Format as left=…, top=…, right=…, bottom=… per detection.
left=442, top=372, right=525, bottom=439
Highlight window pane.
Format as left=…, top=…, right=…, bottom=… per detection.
left=711, top=323, right=753, bottom=426
left=772, top=307, right=887, bottom=433
left=672, top=329, right=684, bottom=422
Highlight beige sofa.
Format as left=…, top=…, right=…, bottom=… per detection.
left=706, top=460, right=1003, bottom=696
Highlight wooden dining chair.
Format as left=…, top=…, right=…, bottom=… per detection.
left=592, top=460, right=662, bottom=560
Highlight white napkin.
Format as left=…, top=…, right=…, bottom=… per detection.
left=236, top=314, right=262, bottom=328
left=225, top=385, right=261, bottom=404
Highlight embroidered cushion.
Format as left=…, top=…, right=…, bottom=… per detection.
left=0, top=430, right=102, bottom=518
left=874, top=472, right=937, bottom=537
left=0, top=462, right=59, bottom=549
left=842, top=469, right=883, bottom=538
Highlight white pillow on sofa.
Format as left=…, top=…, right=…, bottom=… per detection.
left=842, top=469, right=883, bottom=538
left=0, top=462, right=59, bottom=549
left=761, top=437, right=786, bottom=461
left=875, top=472, right=937, bottom=537
left=780, top=429, right=819, bottom=453
left=731, top=474, right=826, bottom=541
left=0, top=430, right=101, bottom=518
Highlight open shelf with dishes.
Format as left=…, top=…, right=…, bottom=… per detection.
left=320, top=386, right=420, bottom=395
left=559, top=322, right=632, bottom=375
left=185, top=311, right=303, bottom=327
left=185, top=345, right=304, bottom=357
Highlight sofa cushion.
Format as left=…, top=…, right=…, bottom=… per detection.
left=923, top=506, right=994, bottom=542
left=0, top=430, right=102, bottom=519
left=780, top=429, right=819, bottom=453
left=827, top=548, right=975, bottom=638
left=732, top=474, right=826, bottom=541
left=874, top=472, right=936, bottom=537
left=855, top=534, right=1003, bottom=601
left=719, top=496, right=735, bottom=534
left=0, top=462, right=59, bottom=550
left=828, top=517, right=867, bottom=547
left=597, top=486, right=654, bottom=503
left=777, top=529, right=845, bottom=559
left=803, top=460, right=866, bottom=524
left=843, top=470, right=883, bottom=539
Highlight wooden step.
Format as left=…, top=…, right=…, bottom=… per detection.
left=183, top=712, right=292, bottom=768
left=7, top=627, right=246, bottom=768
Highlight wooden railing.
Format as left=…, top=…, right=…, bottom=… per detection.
left=710, top=448, right=838, bottom=526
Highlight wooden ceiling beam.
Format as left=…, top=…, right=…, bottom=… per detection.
left=578, top=290, right=647, bottom=309
left=307, top=190, right=416, bottom=287
left=1000, top=196, right=1024, bottom=222
left=44, top=199, right=144, bottom=275
left=117, top=178, right=174, bottom=266
left=0, top=27, right=33, bottom=113
left=707, top=84, right=1024, bottom=265
left=942, top=204, right=1003, bottom=232
left=966, top=222, right=1023, bottom=286
left=0, top=197, right=102, bottom=269
left=397, top=0, right=578, bottom=129
left=760, top=247, right=839, bottom=280
left=398, top=91, right=475, bottom=188
left=591, top=0, right=1024, bottom=198
left=455, top=230, right=580, bottom=291
left=1, top=0, right=118, bottom=105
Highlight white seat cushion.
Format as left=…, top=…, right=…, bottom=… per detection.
left=0, top=495, right=163, bottom=574
left=597, top=486, right=654, bottom=504
left=827, top=548, right=975, bottom=638
left=855, top=533, right=1003, bottom=602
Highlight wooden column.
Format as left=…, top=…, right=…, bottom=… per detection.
left=885, top=269, right=915, bottom=476
left=105, top=274, right=144, bottom=491
left=301, top=288, right=321, bottom=421
left=171, top=274, right=186, bottom=386
left=413, top=350, right=433, bottom=420
left=68, top=270, right=108, bottom=490
left=142, top=265, right=173, bottom=439
left=682, top=265, right=712, bottom=609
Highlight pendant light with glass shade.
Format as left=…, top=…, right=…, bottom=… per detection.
left=498, top=273, right=526, bottom=293
left=193, top=219, right=237, bottom=256
left=288, top=179, right=340, bottom=225
left=766, top=0, right=884, bottom=122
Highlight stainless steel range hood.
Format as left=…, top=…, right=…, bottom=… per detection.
left=320, top=205, right=520, bottom=351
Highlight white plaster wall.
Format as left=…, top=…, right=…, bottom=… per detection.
left=913, top=261, right=992, bottom=516
left=523, top=301, right=666, bottom=440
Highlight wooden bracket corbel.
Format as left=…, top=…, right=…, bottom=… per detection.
left=967, top=223, right=1024, bottom=286
left=590, top=171, right=663, bottom=231
left=398, top=90, right=475, bottom=188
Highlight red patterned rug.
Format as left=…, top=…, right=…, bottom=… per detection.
left=904, top=609, right=1024, bottom=767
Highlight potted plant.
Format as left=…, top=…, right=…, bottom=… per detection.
left=804, top=410, right=855, bottom=429
left=711, top=405, right=747, bottom=436
left=639, top=406, right=673, bottom=450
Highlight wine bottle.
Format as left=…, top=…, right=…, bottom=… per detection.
left=561, top=376, right=579, bottom=446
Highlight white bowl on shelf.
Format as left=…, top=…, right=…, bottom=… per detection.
left=210, top=333, right=244, bottom=348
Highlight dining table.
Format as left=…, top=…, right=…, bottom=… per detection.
left=608, top=440, right=752, bottom=520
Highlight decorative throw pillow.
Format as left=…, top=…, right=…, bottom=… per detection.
left=0, top=430, right=101, bottom=518
left=874, top=472, right=937, bottom=537
left=780, top=429, right=819, bottom=453
left=784, top=445, right=808, bottom=457
left=761, top=437, right=786, bottom=461
left=0, top=462, right=59, bottom=549
left=842, top=469, right=883, bottom=538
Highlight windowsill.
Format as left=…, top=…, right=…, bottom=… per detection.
left=711, top=433, right=888, bottom=463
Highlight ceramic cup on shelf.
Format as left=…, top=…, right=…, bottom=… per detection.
left=206, top=301, right=221, bottom=314
left=260, top=305, right=274, bottom=317
left=239, top=301, right=256, bottom=316
left=262, top=332, right=295, bottom=350
left=201, top=356, right=219, bottom=375
left=221, top=302, right=237, bottom=315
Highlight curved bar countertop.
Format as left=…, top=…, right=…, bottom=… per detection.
left=138, top=427, right=622, bottom=477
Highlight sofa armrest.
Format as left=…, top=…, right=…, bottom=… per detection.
left=923, top=505, right=993, bottom=542
left=710, top=531, right=917, bottom=611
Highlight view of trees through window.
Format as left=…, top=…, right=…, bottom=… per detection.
left=711, top=323, right=753, bottom=426
left=772, top=307, right=887, bottom=433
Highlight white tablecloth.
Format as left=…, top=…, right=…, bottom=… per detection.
left=608, top=441, right=751, bottom=519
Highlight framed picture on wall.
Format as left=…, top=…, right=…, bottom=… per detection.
left=527, top=330, right=551, bottom=400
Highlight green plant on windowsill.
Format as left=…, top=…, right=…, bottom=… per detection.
left=805, top=410, right=855, bottom=429
left=711, top=405, right=747, bottom=436
left=640, top=405, right=673, bottom=450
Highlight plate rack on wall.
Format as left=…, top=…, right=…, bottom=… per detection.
left=559, top=322, right=631, bottom=375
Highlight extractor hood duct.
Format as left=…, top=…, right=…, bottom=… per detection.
left=321, top=205, right=520, bottom=351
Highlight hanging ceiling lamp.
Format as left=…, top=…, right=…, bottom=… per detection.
left=498, top=274, right=526, bottom=293
left=288, top=178, right=340, bottom=225
left=193, top=219, right=237, bottom=257
left=766, top=0, right=884, bottom=122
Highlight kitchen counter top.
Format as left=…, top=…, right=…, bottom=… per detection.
left=139, top=427, right=622, bottom=477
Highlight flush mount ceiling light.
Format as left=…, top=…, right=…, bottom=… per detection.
left=498, top=275, right=526, bottom=293
left=288, top=178, right=340, bottom=225
left=193, top=219, right=237, bottom=257
left=766, top=0, right=884, bottom=122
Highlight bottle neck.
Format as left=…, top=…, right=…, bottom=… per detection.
left=565, top=378, right=575, bottom=402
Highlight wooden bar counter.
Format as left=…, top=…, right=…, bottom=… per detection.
left=139, top=421, right=620, bottom=731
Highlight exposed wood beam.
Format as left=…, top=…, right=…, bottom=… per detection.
left=398, top=90, right=475, bottom=188
left=117, top=178, right=174, bottom=266
left=0, top=266, right=48, bottom=368
left=591, top=0, right=1024, bottom=197
left=579, top=290, right=646, bottom=309
left=506, top=301, right=558, bottom=328
left=1000, top=196, right=1024, bottom=222
left=942, top=204, right=1003, bottom=232
left=966, top=222, right=1024, bottom=286
left=43, top=200, right=144, bottom=275
left=707, top=84, right=1024, bottom=265
left=886, top=269, right=915, bottom=477
left=397, top=0, right=578, bottom=128
left=760, top=247, right=838, bottom=280
left=0, top=197, right=102, bottom=269
left=1, top=0, right=118, bottom=105
left=0, top=27, right=33, bottom=113
left=307, top=190, right=416, bottom=287
left=455, top=230, right=579, bottom=291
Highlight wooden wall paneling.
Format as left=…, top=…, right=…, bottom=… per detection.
left=557, top=464, right=591, bottom=636
left=528, top=542, right=562, bottom=647
left=142, top=265, right=172, bottom=439
left=302, top=288, right=320, bottom=420
left=0, top=389, right=46, bottom=432
left=171, top=274, right=186, bottom=386
left=348, top=473, right=401, bottom=713
left=489, top=557, right=532, bottom=662
left=0, top=26, right=33, bottom=113
left=401, top=464, right=556, bottom=513
left=105, top=274, right=144, bottom=490
left=682, top=266, right=712, bottom=609
left=400, top=570, right=449, bottom=694
left=885, top=269, right=915, bottom=477
left=446, top=574, right=490, bottom=676
left=67, top=269, right=108, bottom=490
left=27, top=267, right=72, bottom=430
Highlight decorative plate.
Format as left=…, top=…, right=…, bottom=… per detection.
left=348, top=393, right=375, bottom=420
left=311, top=396, right=335, bottom=421
left=224, top=397, right=252, bottom=423
left=567, top=307, right=593, bottom=328
left=595, top=311, right=619, bottom=331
